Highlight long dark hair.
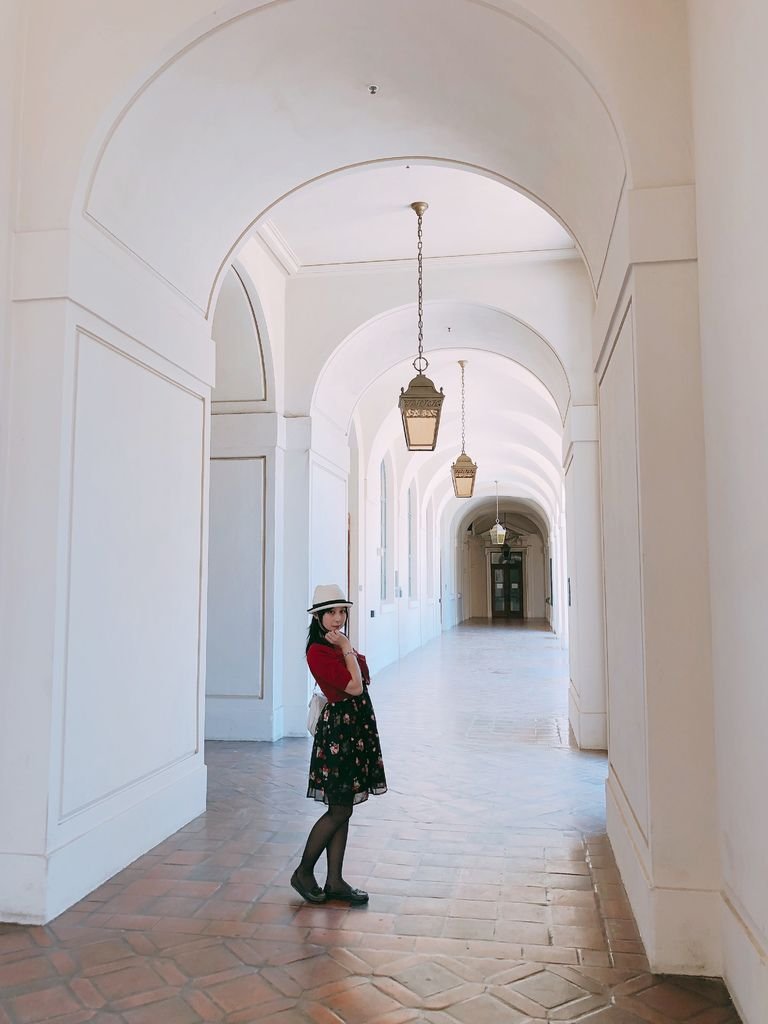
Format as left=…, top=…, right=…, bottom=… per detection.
left=305, top=609, right=348, bottom=653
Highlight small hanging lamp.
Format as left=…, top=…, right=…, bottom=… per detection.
left=451, top=360, right=478, bottom=497
left=490, top=480, right=506, bottom=544
left=398, top=202, right=445, bottom=451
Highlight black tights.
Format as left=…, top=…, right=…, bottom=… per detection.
left=297, top=804, right=353, bottom=890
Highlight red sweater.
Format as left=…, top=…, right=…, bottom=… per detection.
left=307, top=643, right=370, bottom=703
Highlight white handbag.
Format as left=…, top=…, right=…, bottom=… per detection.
left=307, top=689, right=327, bottom=735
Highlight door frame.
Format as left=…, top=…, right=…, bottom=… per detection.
left=486, top=547, right=526, bottom=619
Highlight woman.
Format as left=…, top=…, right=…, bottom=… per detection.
left=290, top=584, right=387, bottom=905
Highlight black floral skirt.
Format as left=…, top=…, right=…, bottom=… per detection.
left=307, top=687, right=387, bottom=806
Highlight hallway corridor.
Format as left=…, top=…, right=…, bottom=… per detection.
left=0, top=624, right=738, bottom=1023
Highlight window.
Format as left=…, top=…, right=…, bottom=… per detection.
left=425, top=500, right=434, bottom=597
left=380, top=460, right=388, bottom=600
left=407, top=485, right=417, bottom=597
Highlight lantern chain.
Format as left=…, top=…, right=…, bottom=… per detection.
left=414, top=209, right=428, bottom=373
left=460, top=361, right=466, bottom=453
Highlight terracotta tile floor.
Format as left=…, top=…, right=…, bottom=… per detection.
left=0, top=621, right=740, bottom=1023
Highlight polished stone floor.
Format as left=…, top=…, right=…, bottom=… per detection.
left=0, top=621, right=739, bottom=1023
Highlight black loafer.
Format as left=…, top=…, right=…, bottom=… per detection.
left=324, top=885, right=369, bottom=904
left=290, top=869, right=327, bottom=903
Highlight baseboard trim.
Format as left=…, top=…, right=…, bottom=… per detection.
left=0, top=760, right=207, bottom=924
left=0, top=854, right=48, bottom=923
left=205, top=694, right=275, bottom=740
left=721, top=888, right=768, bottom=1024
left=568, top=685, right=607, bottom=750
left=606, top=775, right=721, bottom=975
left=606, top=770, right=652, bottom=943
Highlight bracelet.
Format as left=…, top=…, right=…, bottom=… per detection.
left=343, top=650, right=356, bottom=658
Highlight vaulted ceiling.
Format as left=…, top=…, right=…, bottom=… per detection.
left=257, top=164, right=574, bottom=273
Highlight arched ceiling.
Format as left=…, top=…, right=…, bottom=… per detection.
left=257, top=164, right=575, bottom=271
left=450, top=496, right=552, bottom=545
left=86, top=0, right=626, bottom=310
left=469, top=511, right=543, bottom=539
left=313, top=300, right=571, bottom=427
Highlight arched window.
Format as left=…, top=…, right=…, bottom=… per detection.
left=380, top=460, right=388, bottom=600
left=407, top=485, right=417, bottom=598
left=425, top=499, right=434, bottom=597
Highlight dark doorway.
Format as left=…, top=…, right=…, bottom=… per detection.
left=491, top=551, right=524, bottom=619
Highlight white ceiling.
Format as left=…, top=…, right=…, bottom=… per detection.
left=260, top=164, right=575, bottom=271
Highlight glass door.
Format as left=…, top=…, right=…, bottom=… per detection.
left=490, top=551, right=524, bottom=619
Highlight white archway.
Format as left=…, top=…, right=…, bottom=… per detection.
left=313, top=301, right=572, bottom=428
left=448, top=495, right=558, bottom=629
left=80, top=0, right=627, bottom=310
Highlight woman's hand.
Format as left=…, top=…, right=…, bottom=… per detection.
left=325, top=630, right=362, bottom=694
left=325, top=629, right=351, bottom=654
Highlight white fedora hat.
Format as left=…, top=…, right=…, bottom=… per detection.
left=307, top=583, right=353, bottom=614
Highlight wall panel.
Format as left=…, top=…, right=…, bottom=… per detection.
left=310, top=458, right=348, bottom=592
left=206, top=457, right=265, bottom=700
left=599, top=309, right=648, bottom=839
left=61, top=332, right=203, bottom=818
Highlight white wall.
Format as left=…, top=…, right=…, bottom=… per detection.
left=64, top=333, right=203, bottom=809
left=421, top=500, right=441, bottom=640
left=309, top=457, right=348, bottom=588
left=356, top=449, right=429, bottom=676
left=0, top=290, right=211, bottom=923
left=688, top=3, right=768, bottom=1020
left=206, top=234, right=286, bottom=740
left=206, top=457, right=266, bottom=737
left=467, top=536, right=487, bottom=617
left=524, top=536, right=546, bottom=619
left=598, top=251, right=721, bottom=976
left=236, top=237, right=286, bottom=414
left=0, top=8, right=22, bottom=858
left=600, top=311, right=649, bottom=834
left=280, top=419, right=312, bottom=735
left=0, top=0, right=20, bottom=424
left=211, top=266, right=266, bottom=403
left=208, top=409, right=304, bottom=740
left=345, top=419, right=437, bottom=674
left=564, top=405, right=607, bottom=750
left=391, top=482, right=420, bottom=657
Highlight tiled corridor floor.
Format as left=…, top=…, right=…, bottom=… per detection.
left=1, top=622, right=740, bottom=1023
